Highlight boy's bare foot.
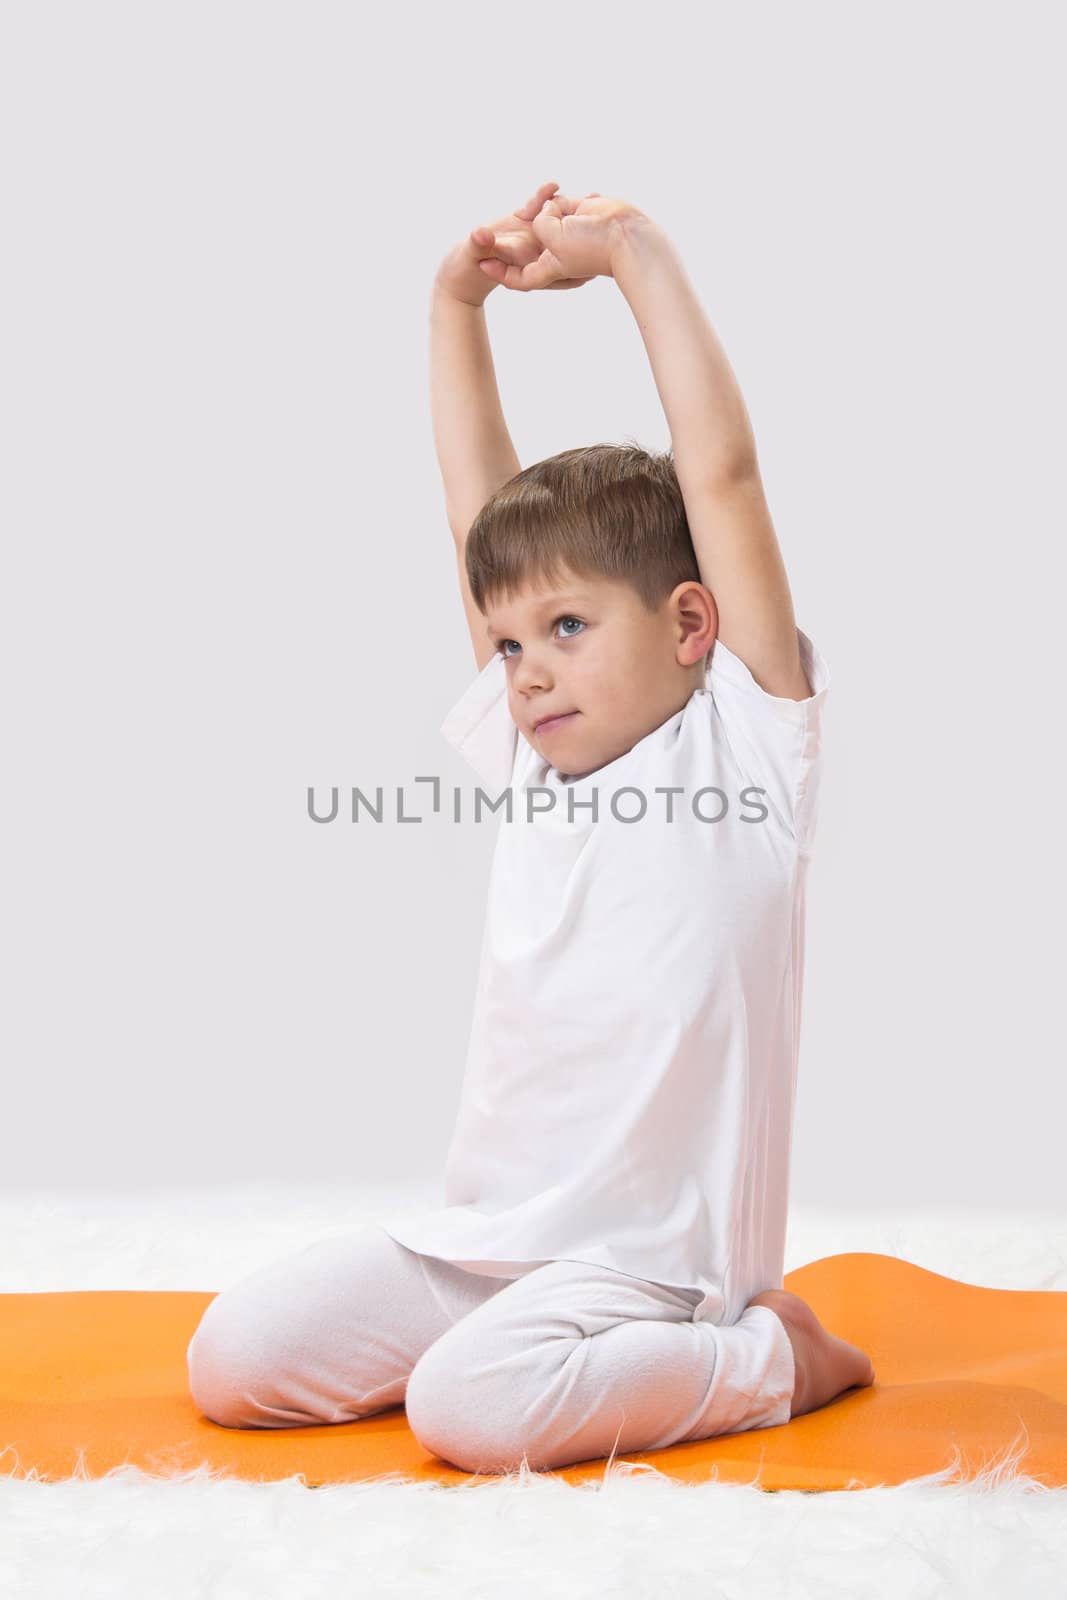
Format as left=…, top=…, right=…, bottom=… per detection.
left=747, top=1289, right=876, bottom=1419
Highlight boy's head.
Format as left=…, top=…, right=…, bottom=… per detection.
left=465, top=443, right=719, bottom=780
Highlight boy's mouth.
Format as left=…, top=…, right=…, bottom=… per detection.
left=533, top=711, right=579, bottom=735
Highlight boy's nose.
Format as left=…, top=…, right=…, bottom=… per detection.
left=514, top=657, right=552, bottom=693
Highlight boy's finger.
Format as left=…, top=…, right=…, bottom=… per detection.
left=480, top=231, right=526, bottom=265
left=518, top=254, right=562, bottom=291
left=529, top=180, right=559, bottom=205
left=531, top=209, right=562, bottom=248
left=493, top=260, right=540, bottom=292
left=517, top=181, right=559, bottom=221
left=471, top=227, right=526, bottom=268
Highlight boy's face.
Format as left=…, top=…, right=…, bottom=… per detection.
left=486, top=568, right=711, bottom=780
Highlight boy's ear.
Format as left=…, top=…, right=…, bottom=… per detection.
left=671, top=580, right=717, bottom=665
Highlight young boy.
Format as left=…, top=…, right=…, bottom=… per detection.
left=186, top=181, right=874, bottom=1476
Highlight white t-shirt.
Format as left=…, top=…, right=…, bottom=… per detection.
left=380, top=626, right=830, bottom=1326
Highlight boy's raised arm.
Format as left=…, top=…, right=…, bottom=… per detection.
left=432, top=184, right=579, bottom=672
left=611, top=218, right=813, bottom=702
left=430, top=282, right=522, bottom=545
left=431, top=281, right=521, bottom=672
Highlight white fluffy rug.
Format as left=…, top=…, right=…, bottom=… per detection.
left=2, top=1184, right=1065, bottom=1599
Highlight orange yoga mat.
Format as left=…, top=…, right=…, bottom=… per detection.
left=2, top=1252, right=1065, bottom=1491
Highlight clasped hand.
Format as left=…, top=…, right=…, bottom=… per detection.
left=458, top=182, right=648, bottom=297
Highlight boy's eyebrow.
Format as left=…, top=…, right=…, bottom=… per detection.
left=485, top=594, right=594, bottom=636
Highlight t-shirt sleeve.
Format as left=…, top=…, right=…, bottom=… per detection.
left=706, top=624, right=831, bottom=852
left=439, top=650, right=529, bottom=794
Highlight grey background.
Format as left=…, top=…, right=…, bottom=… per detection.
left=2, top=2, right=1063, bottom=1205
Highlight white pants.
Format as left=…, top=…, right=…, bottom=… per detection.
left=186, top=1223, right=795, bottom=1474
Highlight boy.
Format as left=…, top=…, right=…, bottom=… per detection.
left=187, top=182, right=874, bottom=1475
left=381, top=182, right=875, bottom=1450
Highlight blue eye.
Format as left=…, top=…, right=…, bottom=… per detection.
left=496, top=616, right=585, bottom=658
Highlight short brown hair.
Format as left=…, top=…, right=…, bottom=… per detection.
left=464, top=442, right=702, bottom=616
